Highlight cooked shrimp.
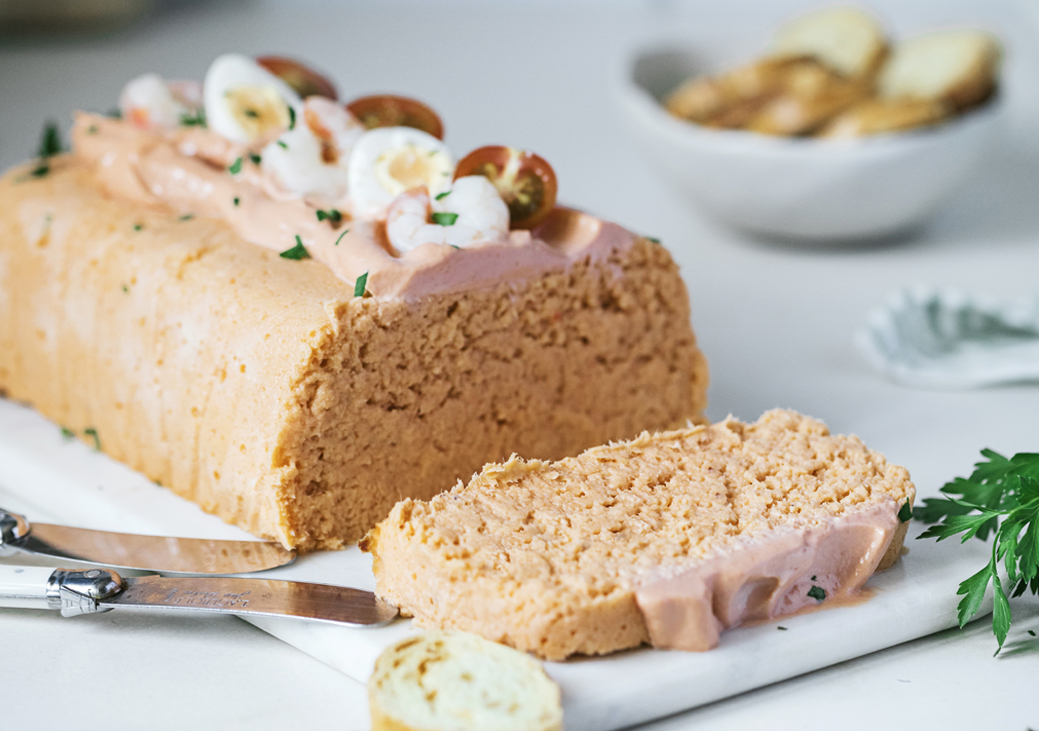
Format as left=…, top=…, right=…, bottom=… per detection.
left=261, top=97, right=365, bottom=201
left=386, top=175, right=509, bottom=253
left=119, top=74, right=202, bottom=130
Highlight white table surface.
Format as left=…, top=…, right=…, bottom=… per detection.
left=2, top=1, right=1039, bottom=728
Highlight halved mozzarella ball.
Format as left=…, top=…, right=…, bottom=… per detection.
left=120, top=73, right=191, bottom=130
left=204, top=53, right=302, bottom=145
left=347, top=127, right=454, bottom=219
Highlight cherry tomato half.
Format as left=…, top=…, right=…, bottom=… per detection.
left=454, top=146, right=558, bottom=230
left=345, top=95, right=444, bottom=140
left=256, top=56, right=338, bottom=100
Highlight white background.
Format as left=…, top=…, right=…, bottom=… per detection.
left=1, top=1, right=1038, bottom=728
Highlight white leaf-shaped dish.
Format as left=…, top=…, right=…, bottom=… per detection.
left=857, top=288, right=1039, bottom=389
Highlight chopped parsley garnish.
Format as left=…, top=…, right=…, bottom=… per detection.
left=807, top=585, right=826, bottom=602
left=83, top=427, right=101, bottom=451
left=27, top=121, right=65, bottom=178
left=777, top=626, right=788, bottom=631
left=646, top=237, right=662, bottom=244
left=898, top=500, right=913, bottom=523
left=276, top=140, right=288, bottom=149
left=431, top=211, right=458, bottom=226
left=428, top=149, right=439, bottom=157
left=334, top=229, right=350, bottom=246
left=60, top=426, right=75, bottom=439
left=1030, top=630, right=1036, bottom=637
left=249, top=153, right=262, bottom=165
left=434, top=190, right=451, bottom=201
left=122, top=284, right=129, bottom=293
left=133, top=223, right=144, bottom=232
left=38, top=122, right=64, bottom=158
left=233, top=197, right=240, bottom=207
left=86, top=125, right=99, bottom=135
left=810, top=575, right=817, bottom=581
left=916, top=448, right=1039, bottom=652
left=280, top=235, right=311, bottom=260
left=354, top=271, right=368, bottom=297
left=228, top=157, right=244, bottom=175
left=316, top=209, right=342, bottom=225
left=180, top=109, right=207, bottom=127
left=244, top=109, right=259, bottom=119
left=178, top=214, right=194, bottom=221
left=449, top=244, right=460, bottom=250
left=288, top=106, right=296, bottom=130
left=106, top=108, right=122, bottom=119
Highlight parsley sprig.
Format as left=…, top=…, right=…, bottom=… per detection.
left=916, top=449, right=1039, bottom=652
left=29, top=121, right=64, bottom=178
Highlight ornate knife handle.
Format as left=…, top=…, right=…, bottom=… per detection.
left=0, top=565, right=125, bottom=617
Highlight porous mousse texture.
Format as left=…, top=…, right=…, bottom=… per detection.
left=0, top=160, right=708, bottom=550
left=362, top=410, right=915, bottom=660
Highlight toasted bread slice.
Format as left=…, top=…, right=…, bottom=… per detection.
left=745, top=59, right=870, bottom=135
left=769, top=6, right=888, bottom=79
left=879, top=29, right=1001, bottom=110
left=369, top=631, right=563, bottom=731
left=666, top=57, right=800, bottom=125
left=819, top=97, right=951, bottom=137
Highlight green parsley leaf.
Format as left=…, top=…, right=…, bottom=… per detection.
left=431, top=211, right=458, bottom=226
left=30, top=163, right=50, bottom=178
left=60, top=426, right=75, bottom=439
left=244, top=109, right=259, bottom=119
left=38, top=121, right=64, bottom=158
left=449, top=244, right=460, bottom=250
left=1029, top=630, right=1036, bottom=637
left=435, top=190, right=451, bottom=201
left=276, top=140, right=289, bottom=149
left=250, top=153, right=262, bottom=165
left=228, top=157, right=244, bottom=175
left=233, top=197, right=240, bottom=207
left=133, top=223, right=143, bottom=232
left=87, top=125, right=99, bottom=135
left=354, top=271, right=368, bottom=297
left=334, top=229, right=350, bottom=246
left=180, top=108, right=207, bottom=127
left=898, top=500, right=913, bottom=523
left=316, top=209, right=343, bottom=225
left=288, top=106, right=296, bottom=130
left=280, top=235, right=311, bottom=260
left=646, top=237, right=661, bottom=244
left=917, top=449, right=1039, bottom=652
left=106, top=108, right=122, bottom=119
left=178, top=214, right=194, bottom=221
left=83, top=427, right=101, bottom=451
left=776, top=626, right=788, bottom=631
left=807, top=585, right=826, bottom=602
left=122, top=284, right=129, bottom=293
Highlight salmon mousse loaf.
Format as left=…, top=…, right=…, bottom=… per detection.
left=362, top=410, right=915, bottom=660
left=0, top=55, right=708, bottom=550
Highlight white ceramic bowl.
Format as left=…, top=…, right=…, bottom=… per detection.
left=612, top=45, right=1004, bottom=241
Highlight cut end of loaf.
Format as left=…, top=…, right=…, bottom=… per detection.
left=364, top=409, right=915, bottom=660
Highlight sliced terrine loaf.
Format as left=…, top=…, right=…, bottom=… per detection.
left=362, top=410, right=915, bottom=659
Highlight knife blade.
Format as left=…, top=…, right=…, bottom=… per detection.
left=0, top=565, right=399, bottom=627
left=0, top=507, right=295, bottom=575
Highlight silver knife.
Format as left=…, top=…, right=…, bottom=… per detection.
left=0, top=565, right=398, bottom=626
left=0, top=507, right=295, bottom=575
